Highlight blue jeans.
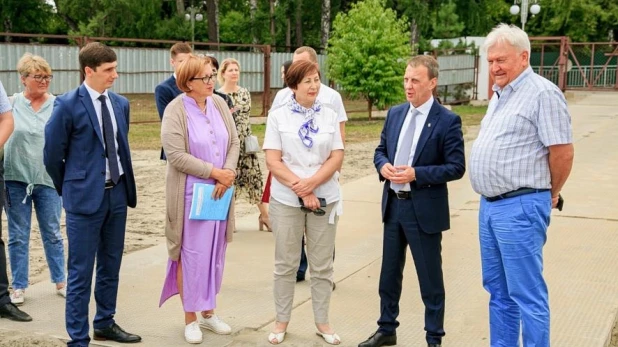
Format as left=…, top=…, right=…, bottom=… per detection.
left=6, top=181, right=65, bottom=289
left=479, top=191, right=551, bottom=347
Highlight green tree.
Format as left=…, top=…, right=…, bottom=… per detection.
left=0, top=0, right=56, bottom=40
left=432, top=0, right=464, bottom=38
left=328, top=0, right=410, bottom=119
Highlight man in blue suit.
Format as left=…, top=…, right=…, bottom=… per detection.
left=44, top=42, right=141, bottom=346
left=359, top=55, right=465, bottom=347
left=154, top=42, right=192, bottom=160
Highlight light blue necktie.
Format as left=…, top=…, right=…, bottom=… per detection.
left=98, top=95, right=121, bottom=184
left=391, top=109, right=420, bottom=192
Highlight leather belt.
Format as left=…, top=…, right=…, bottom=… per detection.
left=389, top=189, right=411, bottom=200
left=485, top=188, right=549, bottom=202
left=104, top=175, right=124, bottom=190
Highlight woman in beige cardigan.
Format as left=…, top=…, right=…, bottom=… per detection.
left=158, top=55, right=240, bottom=344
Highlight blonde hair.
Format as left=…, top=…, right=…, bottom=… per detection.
left=217, top=58, right=240, bottom=85
left=175, top=54, right=213, bottom=93
left=17, top=53, right=52, bottom=76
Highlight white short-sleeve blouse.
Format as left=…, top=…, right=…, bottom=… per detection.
left=263, top=103, right=344, bottom=207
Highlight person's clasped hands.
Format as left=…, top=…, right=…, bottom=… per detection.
left=292, top=178, right=320, bottom=210
left=211, top=168, right=236, bottom=199
left=380, top=163, right=416, bottom=184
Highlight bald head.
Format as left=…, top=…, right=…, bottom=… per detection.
left=293, top=46, right=318, bottom=64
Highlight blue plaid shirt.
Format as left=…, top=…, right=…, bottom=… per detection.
left=469, top=67, right=572, bottom=197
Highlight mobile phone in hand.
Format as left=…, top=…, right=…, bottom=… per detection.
left=298, top=197, right=327, bottom=207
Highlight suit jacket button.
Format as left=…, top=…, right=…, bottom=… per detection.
left=101, top=171, right=105, bottom=175
left=101, top=154, right=105, bottom=158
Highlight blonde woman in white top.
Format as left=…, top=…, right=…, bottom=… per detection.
left=263, top=60, right=344, bottom=345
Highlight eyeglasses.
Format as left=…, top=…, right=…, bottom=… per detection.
left=190, top=75, right=216, bottom=84
left=300, top=206, right=326, bottom=216
left=28, top=75, right=53, bottom=82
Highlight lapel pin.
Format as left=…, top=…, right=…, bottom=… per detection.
left=428, top=123, right=431, bottom=127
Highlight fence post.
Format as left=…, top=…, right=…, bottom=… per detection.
left=262, top=45, right=271, bottom=117
left=558, top=36, right=568, bottom=92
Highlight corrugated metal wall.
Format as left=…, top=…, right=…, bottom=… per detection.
left=436, top=55, right=476, bottom=86
left=0, top=44, right=80, bottom=95
left=0, top=43, right=329, bottom=95
left=270, top=52, right=329, bottom=88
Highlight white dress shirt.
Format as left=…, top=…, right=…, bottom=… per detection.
left=83, top=82, right=125, bottom=181
left=394, top=96, right=433, bottom=191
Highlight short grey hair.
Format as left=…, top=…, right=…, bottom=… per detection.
left=482, top=23, right=531, bottom=56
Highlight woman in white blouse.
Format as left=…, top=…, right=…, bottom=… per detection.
left=263, top=60, right=344, bottom=345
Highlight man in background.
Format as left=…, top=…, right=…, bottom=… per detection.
left=155, top=42, right=192, bottom=160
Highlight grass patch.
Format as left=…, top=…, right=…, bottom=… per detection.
left=452, top=105, right=487, bottom=127
left=129, top=123, right=161, bottom=150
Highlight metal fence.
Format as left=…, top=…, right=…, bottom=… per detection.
left=0, top=43, right=329, bottom=96
left=532, top=65, right=618, bottom=88
left=530, top=37, right=618, bottom=90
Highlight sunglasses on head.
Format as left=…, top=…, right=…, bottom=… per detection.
left=300, top=206, right=326, bottom=216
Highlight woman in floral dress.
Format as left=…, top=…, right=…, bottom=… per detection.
left=217, top=58, right=267, bottom=230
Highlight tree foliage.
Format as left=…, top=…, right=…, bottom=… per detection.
left=2, top=0, right=617, bottom=48
left=328, top=0, right=410, bottom=118
left=432, top=0, right=464, bottom=39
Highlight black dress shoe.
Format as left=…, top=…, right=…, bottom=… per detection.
left=0, top=302, right=32, bottom=322
left=358, top=330, right=397, bottom=347
left=428, top=344, right=441, bottom=347
left=93, top=323, right=141, bottom=343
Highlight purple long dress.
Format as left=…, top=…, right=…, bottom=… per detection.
left=159, top=95, right=230, bottom=312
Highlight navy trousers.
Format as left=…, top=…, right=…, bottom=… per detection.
left=377, top=195, right=445, bottom=345
left=65, top=179, right=128, bottom=347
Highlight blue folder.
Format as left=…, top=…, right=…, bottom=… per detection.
left=188, top=183, right=234, bottom=221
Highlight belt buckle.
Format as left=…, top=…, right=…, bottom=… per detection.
left=396, top=191, right=408, bottom=199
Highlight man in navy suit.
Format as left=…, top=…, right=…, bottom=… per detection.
left=359, top=55, right=465, bottom=347
left=154, top=42, right=191, bottom=160
left=44, top=42, right=141, bottom=346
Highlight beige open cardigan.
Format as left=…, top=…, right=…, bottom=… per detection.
left=161, top=93, right=240, bottom=261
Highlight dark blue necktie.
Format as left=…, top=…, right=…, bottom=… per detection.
left=98, top=95, right=120, bottom=184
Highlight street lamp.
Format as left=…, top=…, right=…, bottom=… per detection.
left=185, top=6, right=203, bottom=50
left=509, top=0, right=541, bottom=31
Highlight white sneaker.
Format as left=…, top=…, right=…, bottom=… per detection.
left=56, top=286, right=67, bottom=298
left=10, top=289, right=25, bottom=305
left=184, top=321, right=203, bottom=344
left=199, top=314, right=231, bottom=335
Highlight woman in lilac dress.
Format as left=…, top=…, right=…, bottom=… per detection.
left=159, top=54, right=240, bottom=344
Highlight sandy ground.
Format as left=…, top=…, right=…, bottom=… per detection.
left=0, top=140, right=382, bottom=290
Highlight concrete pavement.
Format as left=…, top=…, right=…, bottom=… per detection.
left=2, top=91, right=618, bottom=346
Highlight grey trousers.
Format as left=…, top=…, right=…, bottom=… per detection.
left=270, top=199, right=338, bottom=323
